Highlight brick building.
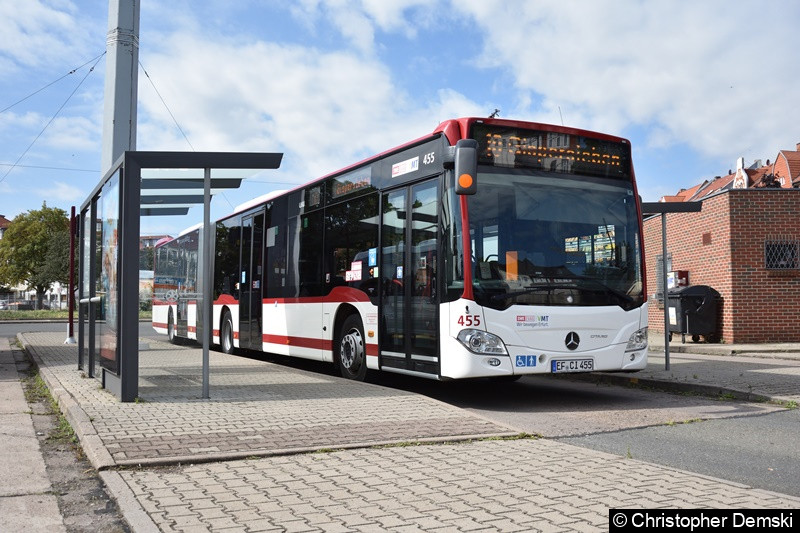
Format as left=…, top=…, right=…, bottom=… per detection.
left=0, top=214, right=10, bottom=240
left=644, top=144, right=800, bottom=343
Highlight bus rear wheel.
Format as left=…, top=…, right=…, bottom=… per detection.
left=337, top=314, right=367, bottom=381
left=220, top=310, right=234, bottom=354
left=167, top=310, right=176, bottom=343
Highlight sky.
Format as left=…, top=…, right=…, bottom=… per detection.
left=1, top=0, right=799, bottom=236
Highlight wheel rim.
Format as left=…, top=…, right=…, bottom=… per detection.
left=339, top=327, right=364, bottom=371
left=168, top=316, right=174, bottom=340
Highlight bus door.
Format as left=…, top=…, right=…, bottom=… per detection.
left=239, top=211, right=265, bottom=350
left=380, top=180, right=439, bottom=375
left=175, top=248, right=189, bottom=338
left=175, top=242, right=196, bottom=339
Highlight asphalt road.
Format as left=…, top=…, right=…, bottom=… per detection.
left=562, top=408, right=800, bottom=498
left=371, top=372, right=800, bottom=497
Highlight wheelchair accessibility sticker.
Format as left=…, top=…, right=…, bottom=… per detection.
left=515, top=355, right=537, bottom=367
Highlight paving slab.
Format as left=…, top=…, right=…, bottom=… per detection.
left=15, top=331, right=800, bottom=532
left=20, top=332, right=516, bottom=469
left=110, top=439, right=800, bottom=532
left=0, top=336, right=66, bottom=531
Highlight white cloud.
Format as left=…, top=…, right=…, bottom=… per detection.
left=453, top=0, right=800, bottom=163
left=288, top=0, right=439, bottom=54
left=42, top=115, right=99, bottom=151
left=136, top=32, right=484, bottom=182
left=0, top=0, right=94, bottom=73
left=0, top=109, right=99, bottom=166
left=35, top=180, right=83, bottom=202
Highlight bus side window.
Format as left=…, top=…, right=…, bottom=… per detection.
left=324, top=193, right=379, bottom=303
left=297, top=210, right=325, bottom=297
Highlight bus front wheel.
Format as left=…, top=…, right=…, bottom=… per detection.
left=220, top=310, right=234, bottom=354
left=336, top=314, right=367, bottom=381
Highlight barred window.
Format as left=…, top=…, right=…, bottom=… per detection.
left=765, top=236, right=800, bottom=270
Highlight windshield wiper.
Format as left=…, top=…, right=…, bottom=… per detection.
left=570, top=275, right=633, bottom=303
left=488, top=278, right=633, bottom=304
left=489, top=284, right=575, bottom=302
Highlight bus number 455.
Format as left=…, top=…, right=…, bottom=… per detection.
left=457, top=315, right=481, bottom=327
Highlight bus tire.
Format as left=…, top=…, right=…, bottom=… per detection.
left=167, top=310, right=176, bottom=343
left=220, top=310, right=234, bottom=354
left=336, top=314, right=367, bottom=381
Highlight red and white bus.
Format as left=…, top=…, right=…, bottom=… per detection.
left=153, top=117, right=648, bottom=380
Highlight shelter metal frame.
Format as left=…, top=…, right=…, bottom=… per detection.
left=78, top=151, right=282, bottom=402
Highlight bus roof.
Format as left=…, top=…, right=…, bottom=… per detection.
left=178, top=222, right=203, bottom=238
left=232, top=189, right=288, bottom=215
left=164, top=117, right=631, bottom=238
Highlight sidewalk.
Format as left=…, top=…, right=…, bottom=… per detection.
left=649, top=330, right=800, bottom=359
left=595, top=332, right=800, bottom=404
left=7, top=331, right=800, bottom=532
left=0, top=336, right=66, bottom=532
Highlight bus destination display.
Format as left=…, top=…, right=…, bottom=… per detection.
left=472, top=123, right=631, bottom=179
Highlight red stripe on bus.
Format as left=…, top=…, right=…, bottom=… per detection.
left=263, top=334, right=331, bottom=350
left=153, top=322, right=167, bottom=329
left=262, top=333, right=379, bottom=356
left=262, top=286, right=370, bottom=305
left=214, top=294, right=239, bottom=306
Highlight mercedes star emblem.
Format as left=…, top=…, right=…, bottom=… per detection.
left=565, top=332, right=580, bottom=350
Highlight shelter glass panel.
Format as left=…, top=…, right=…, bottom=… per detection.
left=97, top=171, right=120, bottom=374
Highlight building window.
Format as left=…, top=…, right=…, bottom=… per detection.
left=765, top=236, right=800, bottom=270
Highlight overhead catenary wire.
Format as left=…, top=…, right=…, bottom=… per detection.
left=0, top=53, right=106, bottom=185
left=139, top=61, right=238, bottom=211
left=0, top=52, right=106, bottom=115
left=139, top=61, right=195, bottom=152
left=0, top=163, right=98, bottom=173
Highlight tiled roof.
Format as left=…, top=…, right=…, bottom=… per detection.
left=679, top=181, right=707, bottom=201
left=0, top=215, right=11, bottom=229
left=695, top=174, right=735, bottom=199
left=778, top=150, right=800, bottom=185
left=660, top=144, right=800, bottom=201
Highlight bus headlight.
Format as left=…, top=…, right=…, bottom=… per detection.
left=457, top=329, right=508, bottom=355
left=625, top=327, right=648, bottom=352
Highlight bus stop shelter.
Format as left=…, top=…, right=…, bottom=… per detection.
left=78, top=151, right=282, bottom=402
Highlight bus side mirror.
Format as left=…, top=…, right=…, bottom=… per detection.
left=454, top=139, right=478, bottom=195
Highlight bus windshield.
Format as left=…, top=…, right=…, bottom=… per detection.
left=467, top=168, right=643, bottom=311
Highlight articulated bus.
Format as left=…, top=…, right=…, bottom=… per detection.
left=153, top=117, right=648, bottom=381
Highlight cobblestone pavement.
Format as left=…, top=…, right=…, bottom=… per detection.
left=18, top=331, right=800, bottom=532
left=110, top=439, right=800, bottom=532
left=21, top=332, right=512, bottom=467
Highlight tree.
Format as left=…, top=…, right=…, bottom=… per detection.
left=0, top=203, right=70, bottom=309
left=139, top=245, right=154, bottom=270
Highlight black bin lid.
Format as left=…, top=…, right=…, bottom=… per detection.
left=668, top=285, right=720, bottom=298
